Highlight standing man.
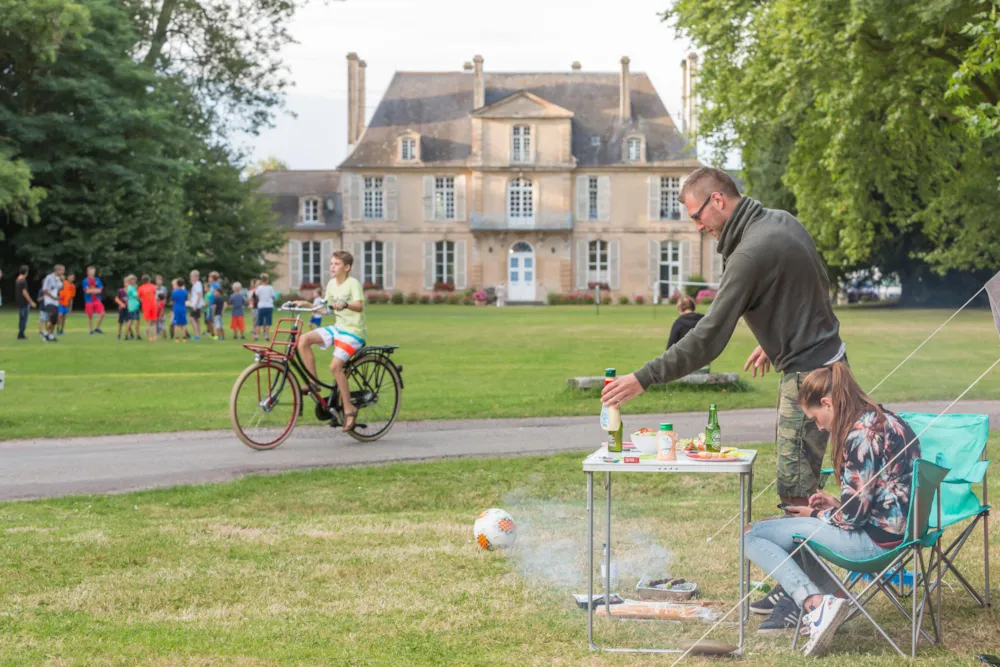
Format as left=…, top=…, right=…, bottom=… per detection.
left=188, top=270, right=204, bottom=341
left=40, top=264, right=65, bottom=342
left=15, top=265, right=36, bottom=340
left=600, top=168, right=845, bottom=630
left=82, top=266, right=106, bottom=334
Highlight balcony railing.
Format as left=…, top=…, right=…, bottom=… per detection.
left=469, top=212, right=573, bottom=231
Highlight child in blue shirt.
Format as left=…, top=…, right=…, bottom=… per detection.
left=171, top=277, right=189, bottom=343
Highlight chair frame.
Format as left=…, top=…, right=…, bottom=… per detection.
left=791, top=461, right=946, bottom=657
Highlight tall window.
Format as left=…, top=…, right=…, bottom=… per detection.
left=434, top=177, right=455, bottom=220
left=401, top=137, right=416, bottom=161
left=435, top=241, right=455, bottom=284
left=588, top=240, right=609, bottom=285
left=511, top=125, right=531, bottom=162
left=659, top=176, right=680, bottom=220
left=658, top=241, right=682, bottom=301
left=587, top=176, right=599, bottom=220
left=303, top=198, right=320, bottom=223
left=363, top=241, right=384, bottom=287
left=302, top=241, right=321, bottom=284
left=627, top=138, right=642, bottom=162
left=508, top=177, right=534, bottom=224
left=363, top=176, right=384, bottom=220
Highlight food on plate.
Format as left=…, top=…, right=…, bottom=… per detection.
left=682, top=433, right=708, bottom=451
left=685, top=448, right=746, bottom=461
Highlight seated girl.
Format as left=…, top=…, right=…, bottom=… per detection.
left=743, top=361, right=920, bottom=656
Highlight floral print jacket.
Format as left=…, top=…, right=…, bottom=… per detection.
left=821, top=408, right=921, bottom=544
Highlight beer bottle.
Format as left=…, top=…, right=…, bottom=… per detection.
left=706, top=404, right=722, bottom=453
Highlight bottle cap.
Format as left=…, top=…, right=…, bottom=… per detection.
left=604, top=368, right=616, bottom=377
left=660, top=423, right=673, bottom=431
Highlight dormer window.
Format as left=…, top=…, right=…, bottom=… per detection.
left=401, top=137, right=416, bottom=161
left=511, top=125, right=531, bottom=163
left=625, top=135, right=645, bottom=162
left=302, top=197, right=320, bottom=224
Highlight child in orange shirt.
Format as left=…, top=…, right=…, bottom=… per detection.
left=56, top=273, right=76, bottom=335
left=138, top=274, right=159, bottom=341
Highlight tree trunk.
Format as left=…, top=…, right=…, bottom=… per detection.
left=142, top=0, right=181, bottom=69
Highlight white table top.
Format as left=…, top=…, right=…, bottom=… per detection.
left=583, top=446, right=757, bottom=474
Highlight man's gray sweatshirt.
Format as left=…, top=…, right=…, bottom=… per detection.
left=634, top=197, right=843, bottom=389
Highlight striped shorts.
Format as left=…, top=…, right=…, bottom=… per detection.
left=316, top=326, right=365, bottom=362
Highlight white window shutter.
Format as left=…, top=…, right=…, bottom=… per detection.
left=575, top=175, right=588, bottom=220
left=505, top=179, right=512, bottom=223
left=384, top=241, right=396, bottom=290
left=608, top=239, right=620, bottom=290
left=353, top=241, right=365, bottom=285
left=423, top=240, right=434, bottom=290
left=384, top=175, right=398, bottom=221
left=598, top=175, right=611, bottom=222
left=532, top=178, right=540, bottom=224
left=576, top=240, right=588, bottom=289
left=681, top=239, right=692, bottom=283
left=455, top=175, right=467, bottom=221
left=345, top=174, right=361, bottom=221
left=679, top=174, right=689, bottom=219
left=648, top=176, right=659, bottom=221
left=455, top=240, right=467, bottom=289
left=423, top=175, right=434, bottom=220
left=530, top=124, right=537, bottom=164
left=288, top=240, right=302, bottom=292
left=648, top=239, right=659, bottom=289
left=320, top=239, right=333, bottom=286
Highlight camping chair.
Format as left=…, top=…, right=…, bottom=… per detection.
left=791, top=458, right=949, bottom=657
left=897, top=412, right=991, bottom=608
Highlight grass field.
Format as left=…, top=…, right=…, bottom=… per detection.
left=1, top=305, right=999, bottom=440
left=1, top=446, right=997, bottom=665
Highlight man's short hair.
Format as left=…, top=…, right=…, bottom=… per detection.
left=332, top=250, right=354, bottom=270
left=54, top=264, right=64, bottom=271
left=141, top=274, right=150, bottom=284
left=19, top=265, right=28, bottom=275
left=679, top=167, right=741, bottom=203
left=177, top=277, right=186, bottom=288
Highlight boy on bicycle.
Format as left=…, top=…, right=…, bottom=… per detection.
left=294, top=250, right=366, bottom=431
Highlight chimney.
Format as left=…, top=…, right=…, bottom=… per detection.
left=681, top=52, right=698, bottom=137
left=571, top=61, right=581, bottom=71
left=356, top=59, right=367, bottom=141
left=473, top=54, right=484, bottom=109
left=346, top=52, right=359, bottom=147
left=619, top=56, right=631, bottom=120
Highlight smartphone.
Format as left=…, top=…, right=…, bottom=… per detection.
left=777, top=503, right=793, bottom=511
left=977, top=655, right=1000, bottom=666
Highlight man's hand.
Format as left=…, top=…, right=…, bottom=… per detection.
left=743, top=345, right=771, bottom=378
left=600, top=373, right=645, bottom=407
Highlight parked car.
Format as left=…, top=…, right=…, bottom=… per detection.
left=844, top=280, right=880, bottom=303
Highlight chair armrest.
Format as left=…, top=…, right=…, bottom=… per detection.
left=943, top=460, right=990, bottom=485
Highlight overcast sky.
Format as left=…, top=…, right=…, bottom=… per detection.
left=244, top=0, right=708, bottom=170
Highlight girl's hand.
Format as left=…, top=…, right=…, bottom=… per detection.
left=809, top=491, right=838, bottom=510
left=783, top=505, right=813, bottom=518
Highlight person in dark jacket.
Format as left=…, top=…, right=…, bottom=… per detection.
left=667, top=295, right=703, bottom=350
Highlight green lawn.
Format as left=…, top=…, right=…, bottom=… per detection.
left=1, top=305, right=998, bottom=440
left=1, top=446, right=997, bottom=665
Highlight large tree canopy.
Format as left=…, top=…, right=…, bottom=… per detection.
left=666, top=0, right=1000, bottom=302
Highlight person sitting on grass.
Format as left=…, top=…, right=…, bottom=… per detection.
left=171, top=278, right=189, bottom=343
left=743, top=361, right=920, bottom=656
left=292, top=250, right=366, bottom=432
left=666, top=295, right=703, bottom=350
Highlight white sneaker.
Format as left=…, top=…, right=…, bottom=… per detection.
left=802, top=595, right=850, bottom=657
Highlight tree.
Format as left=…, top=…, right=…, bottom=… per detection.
left=949, top=0, right=1000, bottom=138
left=126, top=0, right=303, bottom=137
left=244, top=155, right=290, bottom=178
left=666, top=0, right=1000, bottom=303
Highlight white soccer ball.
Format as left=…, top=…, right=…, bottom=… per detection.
left=473, top=508, right=517, bottom=550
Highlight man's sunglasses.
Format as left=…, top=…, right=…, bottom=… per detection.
left=691, top=192, right=716, bottom=222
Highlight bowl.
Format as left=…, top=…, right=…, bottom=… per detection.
left=630, top=431, right=659, bottom=454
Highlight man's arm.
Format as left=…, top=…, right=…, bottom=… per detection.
left=22, top=287, right=37, bottom=308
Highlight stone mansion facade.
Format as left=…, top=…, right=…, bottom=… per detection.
left=260, top=53, right=723, bottom=302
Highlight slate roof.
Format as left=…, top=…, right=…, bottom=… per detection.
left=340, top=72, right=696, bottom=169
left=254, top=170, right=342, bottom=230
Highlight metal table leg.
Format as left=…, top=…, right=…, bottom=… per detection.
left=738, top=471, right=746, bottom=652
left=605, top=471, right=612, bottom=616
left=587, top=471, right=595, bottom=649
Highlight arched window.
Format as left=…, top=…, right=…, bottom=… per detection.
left=508, top=177, right=534, bottom=226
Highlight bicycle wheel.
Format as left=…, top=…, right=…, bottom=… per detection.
left=230, top=360, right=301, bottom=450
left=344, top=355, right=402, bottom=442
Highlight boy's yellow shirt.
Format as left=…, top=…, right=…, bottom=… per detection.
left=324, top=276, right=366, bottom=340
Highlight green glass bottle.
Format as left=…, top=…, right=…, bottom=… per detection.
left=705, top=404, right=722, bottom=453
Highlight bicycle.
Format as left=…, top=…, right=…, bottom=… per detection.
left=229, top=301, right=403, bottom=450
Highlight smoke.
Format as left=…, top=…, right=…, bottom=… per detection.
left=502, top=487, right=673, bottom=592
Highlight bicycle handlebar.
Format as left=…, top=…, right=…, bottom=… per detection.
left=280, top=299, right=331, bottom=313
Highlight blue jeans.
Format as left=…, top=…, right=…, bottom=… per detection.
left=18, top=305, right=29, bottom=337
left=744, top=517, right=887, bottom=607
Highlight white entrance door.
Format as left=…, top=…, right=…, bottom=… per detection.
left=507, top=241, right=535, bottom=302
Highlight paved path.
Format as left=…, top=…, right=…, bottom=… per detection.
left=2, top=400, right=997, bottom=501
